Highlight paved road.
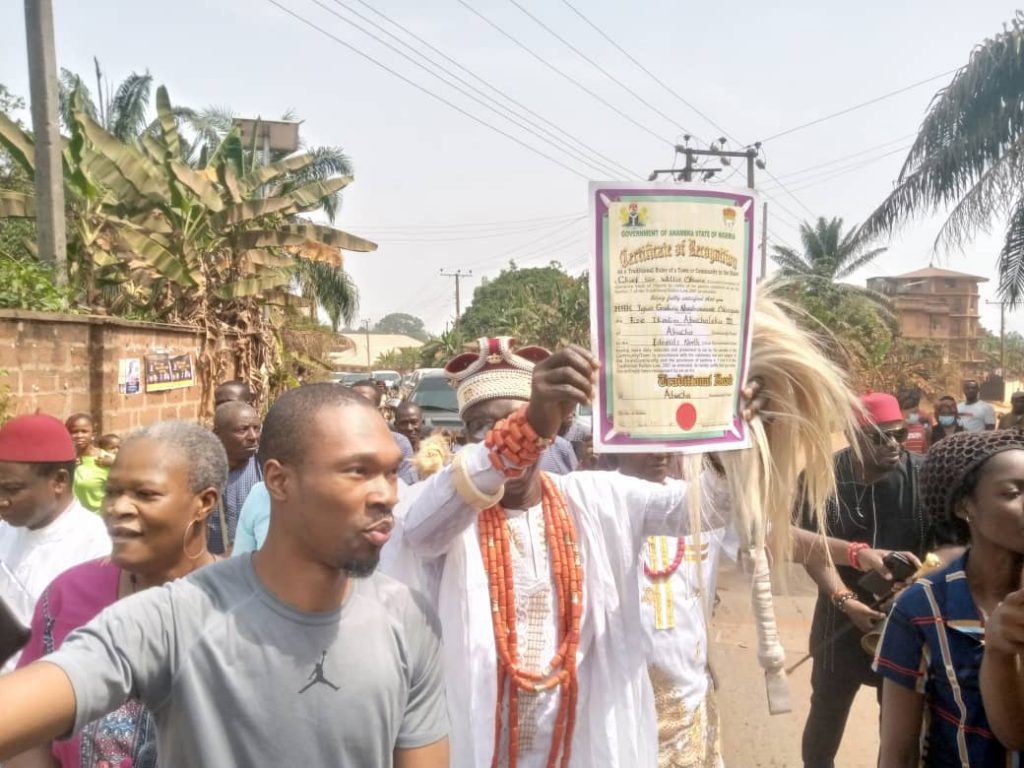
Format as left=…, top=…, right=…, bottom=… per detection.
left=713, top=561, right=880, bottom=767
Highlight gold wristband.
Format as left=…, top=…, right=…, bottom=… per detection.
left=452, top=449, right=505, bottom=510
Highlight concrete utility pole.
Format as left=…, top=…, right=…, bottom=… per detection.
left=362, top=319, right=372, bottom=371
left=440, top=269, right=472, bottom=332
left=24, top=0, right=66, bottom=286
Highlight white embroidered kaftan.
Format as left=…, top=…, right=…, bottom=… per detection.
left=400, top=445, right=729, bottom=768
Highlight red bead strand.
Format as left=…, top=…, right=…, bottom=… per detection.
left=478, top=472, right=583, bottom=768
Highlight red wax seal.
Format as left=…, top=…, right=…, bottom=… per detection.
left=675, top=403, right=697, bottom=431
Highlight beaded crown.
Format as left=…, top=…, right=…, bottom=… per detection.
left=445, top=337, right=550, bottom=416
left=920, top=429, right=1024, bottom=521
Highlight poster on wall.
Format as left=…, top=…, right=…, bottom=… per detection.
left=117, top=358, right=141, bottom=395
left=144, top=352, right=195, bottom=392
left=589, top=182, right=758, bottom=454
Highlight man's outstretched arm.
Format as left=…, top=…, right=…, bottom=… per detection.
left=0, top=662, right=76, bottom=761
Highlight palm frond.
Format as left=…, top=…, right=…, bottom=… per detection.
left=273, top=146, right=353, bottom=223
left=57, top=69, right=96, bottom=131
left=997, top=194, right=1024, bottom=307
left=862, top=12, right=1024, bottom=239
left=292, top=259, right=359, bottom=331
left=835, top=246, right=888, bottom=280
left=934, top=140, right=1024, bottom=249
left=770, top=246, right=812, bottom=276
left=108, top=72, right=153, bottom=142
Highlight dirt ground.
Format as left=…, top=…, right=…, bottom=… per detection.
left=713, top=561, right=880, bottom=767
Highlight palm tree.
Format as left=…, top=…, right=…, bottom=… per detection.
left=292, top=259, right=360, bottom=332
left=56, top=63, right=352, bottom=222
left=58, top=59, right=152, bottom=143
left=771, top=216, right=889, bottom=304
left=861, top=12, right=1024, bottom=303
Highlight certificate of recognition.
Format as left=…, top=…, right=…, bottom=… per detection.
left=589, top=182, right=758, bottom=454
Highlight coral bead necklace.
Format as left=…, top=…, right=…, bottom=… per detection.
left=478, top=472, right=583, bottom=768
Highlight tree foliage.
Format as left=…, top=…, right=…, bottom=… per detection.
left=458, top=261, right=589, bottom=350
left=374, top=346, right=422, bottom=372
left=374, top=312, right=428, bottom=341
left=0, top=85, right=375, bottom=412
left=861, top=12, right=1024, bottom=304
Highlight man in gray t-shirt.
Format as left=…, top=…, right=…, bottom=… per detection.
left=51, top=556, right=445, bottom=765
left=0, top=384, right=449, bottom=767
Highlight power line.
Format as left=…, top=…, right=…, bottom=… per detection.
left=755, top=69, right=958, bottom=144
left=779, top=144, right=912, bottom=194
left=457, top=0, right=673, bottom=150
left=764, top=134, right=915, bottom=183
left=264, top=0, right=597, bottom=179
left=557, top=0, right=732, bottom=145
left=505, top=0, right=696, bottom=138
left=762, top=168, right=817, bottom=219
left=367, top=216, right=587, bottom=243
left=353, top=212, right=585, bottom=232
left=546, top=0, right=820, bottom=220
left=350, top=0, right=638, bottom=179
left=310, top=0, right=628, bottom=179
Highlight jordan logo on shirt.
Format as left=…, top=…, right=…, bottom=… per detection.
left=299, top=651, right=339, bottom=693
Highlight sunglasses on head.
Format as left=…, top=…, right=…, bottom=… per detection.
left=864, top=427, right=908, bottom=445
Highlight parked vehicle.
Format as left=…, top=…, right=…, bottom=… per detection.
left=331, top=371, right=368, bottom=386
left=373, top=370, right=402, bottom=391
left=406, top=369, right=462, bottom=432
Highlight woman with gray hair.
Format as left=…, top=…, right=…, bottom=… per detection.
left=7, top=420, right=227, bottom=768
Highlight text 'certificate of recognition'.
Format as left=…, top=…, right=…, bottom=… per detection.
left=589, top=183, right=757, bottom=454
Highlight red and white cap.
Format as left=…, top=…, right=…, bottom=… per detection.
left=445, top=337, right=550, bottom=416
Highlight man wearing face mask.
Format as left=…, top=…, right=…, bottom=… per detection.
left=932, top=395, right=966, bottom=444
left=897, top=389, right=931, bottom=454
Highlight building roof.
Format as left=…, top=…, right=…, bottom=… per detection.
left=329, top=333, right=424, bottom=370
left=879, top=266, right=988, bottom=282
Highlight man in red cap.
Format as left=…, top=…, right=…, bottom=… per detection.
left=0, top=414, right=109, bottom=669
left=798, top=392, right=929, bottom=768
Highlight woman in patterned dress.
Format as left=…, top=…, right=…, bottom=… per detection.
left=7, top=421, right=226, bottom=768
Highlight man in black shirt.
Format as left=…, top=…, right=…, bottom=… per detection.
left=799, top=392, right=929, bottom=768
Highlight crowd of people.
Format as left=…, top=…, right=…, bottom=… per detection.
left=1, top=311, right=1024, bottom=766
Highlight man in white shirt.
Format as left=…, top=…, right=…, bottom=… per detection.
left=399, top=338, right=752, bottom=768
left=618, top=452, right=732, bottom=768
left=958, top=379, right=996, bottom=432
left=0, top=414, right=110, bottom=660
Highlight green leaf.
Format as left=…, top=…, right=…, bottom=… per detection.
left=155, top=86, right=181, bottom=159
left=169, top=161, right=224, bottom=212
left=76, top=111, right=168, bottom=202
left=237, top=153, right=316, bottom=194
left=215, top=271, right=291, bottom=299
left=234, top=223, right=377, bottom=252
left=218, top=161, right=242, bottom=204
left=280, top=176, right=351, bottom=214
left=0, top=192, right=36, bottom=218
left=216, top=197, right=297, bottom=226
left=0, top=111, right=35, bottom=173
left=207, top=130, right=243, bottom=177
left=114, top=226, right=197, bottom=287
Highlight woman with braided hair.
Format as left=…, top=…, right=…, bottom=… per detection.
left=875, top=430, right=1024, bottom=767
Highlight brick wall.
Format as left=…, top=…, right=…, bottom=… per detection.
left=0, top=310, right=235, bottom=435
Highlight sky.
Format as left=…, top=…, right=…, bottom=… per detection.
left=1, top=0, right=1020, bottom=335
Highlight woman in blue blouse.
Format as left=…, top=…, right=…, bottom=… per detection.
left=875, top=430, right=1024, bottom=767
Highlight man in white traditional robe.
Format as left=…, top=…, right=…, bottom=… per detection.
left=617, top=452, right=736, bottom=768
left=0, top=414, right=110, bottom=670
left=399, top=338, right=757, bottom=768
